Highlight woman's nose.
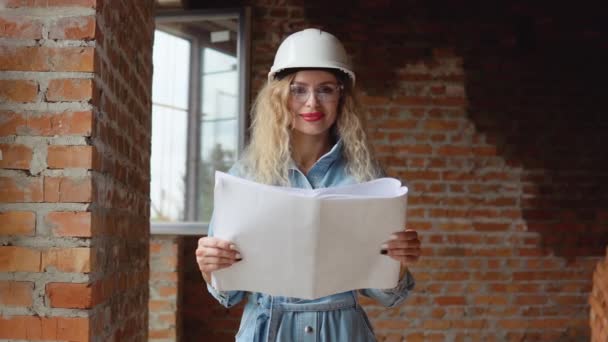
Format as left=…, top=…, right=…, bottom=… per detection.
left=305, top=91, right=319, bottom=107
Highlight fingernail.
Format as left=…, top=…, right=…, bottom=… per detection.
left=381, top=243, right=388, bottom=249
left=229, top=244, right=236, bottom=250
left=235, top=253, right=242, bottom=260
left=390, top=234, right=399, bottom=240
left=380, top=249, right=388, bottom=255
left=236, top=258, right=243, bottom=262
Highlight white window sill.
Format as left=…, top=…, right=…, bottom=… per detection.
left=150, top=221, right=209, bottom=236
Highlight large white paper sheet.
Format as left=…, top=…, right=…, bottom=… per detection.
left=211, top=171, right=408, bottom=299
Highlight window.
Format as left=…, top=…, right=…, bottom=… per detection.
left=150, top=9, right=250, bottom=235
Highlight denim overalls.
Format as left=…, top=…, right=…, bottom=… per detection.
left=206, top=141, right=415, bottom=341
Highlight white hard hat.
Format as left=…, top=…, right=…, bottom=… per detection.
left=268, top=28, right=355, bottom=84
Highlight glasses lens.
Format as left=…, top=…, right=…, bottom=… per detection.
left=290, top=84, right=341, bottom=103
left=290, top=85, right=310, bottom=102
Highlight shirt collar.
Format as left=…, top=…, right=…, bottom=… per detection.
left=288, top=139, right=343, bottom=173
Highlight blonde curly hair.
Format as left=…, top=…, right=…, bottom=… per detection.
left=241, top=71, right=382, bottom=185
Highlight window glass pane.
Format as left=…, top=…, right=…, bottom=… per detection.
left=150, top=30, right=190, bottom=222
left=199, top=47, right=238, bottom=221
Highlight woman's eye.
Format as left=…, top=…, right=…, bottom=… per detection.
left=291, top=87, right=308, bottom=95
left=317, top=86, right=335, bottom=95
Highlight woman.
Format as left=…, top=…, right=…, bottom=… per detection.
left=195, top=28, right=421, bottom=341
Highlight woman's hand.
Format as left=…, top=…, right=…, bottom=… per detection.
left=195, top=237, right=242, bottom=283
left=381, top=229, right=421, bottom=266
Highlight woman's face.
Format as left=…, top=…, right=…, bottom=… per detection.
left=288, top=70, right=341, bottom=139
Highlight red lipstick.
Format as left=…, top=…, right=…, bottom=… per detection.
left=300, top=112, right=324, bottom=122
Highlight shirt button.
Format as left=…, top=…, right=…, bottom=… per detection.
left=304, top=325, right=313, bottom=333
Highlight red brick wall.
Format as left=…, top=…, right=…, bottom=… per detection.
left=179, top=1, right=608, bottom=341
left=591, top=247, right=608, bottom=342
left=149, top=236, right=182, bottom=341
left=0, top=0, right=155, bottom=341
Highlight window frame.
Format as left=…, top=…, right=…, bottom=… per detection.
left=151, top=7, right=251, bottom=236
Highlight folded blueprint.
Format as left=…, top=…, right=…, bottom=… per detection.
left=210, top=171, right=408, bottom=299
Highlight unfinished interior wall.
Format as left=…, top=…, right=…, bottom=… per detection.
left=178, top=1, right=608, bottom=341
left=149, top=235, right=181, bottom=342
left=0, top=0, right=155, bottom=340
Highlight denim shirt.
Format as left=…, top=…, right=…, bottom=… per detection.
left=206, top=141, right=415, bottom=342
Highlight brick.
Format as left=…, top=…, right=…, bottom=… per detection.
left=45, top=211, right=91, bottom=237
left=41, top=247, right=92, bottom=272
left=394, top=96, right=433, bottom=106
left=375, top=319, right=409, bottom=329
left=159, top=313, right=176, bottom=323
left=473, top=222, right=510, bottom=231
left=438, top=222, right=471, bottom=231
left=437, top=145, right=471, bottom=156
left=435, top=296, right=466, bottom=306
left=395, top=144, right=433, bottom=154
left=515, top=295, right=547, bottom=305
left=404, top=333, right=425, bottom=342
left=0, top=111, right=22, bottom=136
left=359, top=95, right=389, bottom=106
left=451, top=320, right=486, bottom=329
left=377, top=119, right=418, bottom=130
left=433, top=97, right=467, bottom=106
left=442, top=171, right=476, bottom=181
left=49, top=16, right=95, bottom=40
left=0, top=46, right=94, bottom=72
left=149, top=329, right=174, bottom=339
left=423, top=119, right=460, bottom=131
left=0, top=80, right=37, bottom=103
left=0, top=281, right=33, bottom=307
left=0, top=15, right=42, bottom=39
left=149, top=299, right=174, bottom=311
left=158, top=286, right=177, bottom=297
left=474, top=296, right=509, bottom=305
left=46, top=282, right=94, bottom=308
left=47, top=145, right=93, bottom=169
left=150, top=271, right=178, bottom=282
left=423, top=320, right=451, bottom=330
left=0, top=246, right=41, bottom=272
left=382, top=333, right=404, bottom=342
left=431, top=271, right=470, bottom=281
left=44, top=176, right=92, bottom=202
left=0, top=176, right=43, bottom=202
left=24, top=111, right=93, bottom=136
left=398, top=170, right=440, bottom=181
left=150, top=241, right=162, bottom=253
left=0, top=316, right=89, bottom=341
left=0, top=144, right=32, bottom=169
left=473, top=146, right=497, bottom=156
left=161, top=255, right=178, bottom=269
left=0, top=211, right=35, bottom=235
left=430, top=85, right=446, bottom=95
left=46, top=79, right=93, bottom=102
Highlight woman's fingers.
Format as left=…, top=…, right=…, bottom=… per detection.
left=196, top=254, right=240, bottom=273
left=195, top=237, right=242, bottom=275
left=382, top=228, right=421, bottom=266
left=385, top=248, right=421, bottom=257
left=199, top=236, right=237, bottom=251
left=383, top=239, right=420, bottom=249
left=198, top=256, right=236, bottom=266
left=389, top=230, right=418, bottom=241
left=195, top=246, right=241, bottom=260
left=382, top=233, right=420, bottom=250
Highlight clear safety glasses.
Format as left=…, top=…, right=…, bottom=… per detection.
left=289, top=83, right=343, bottom=104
